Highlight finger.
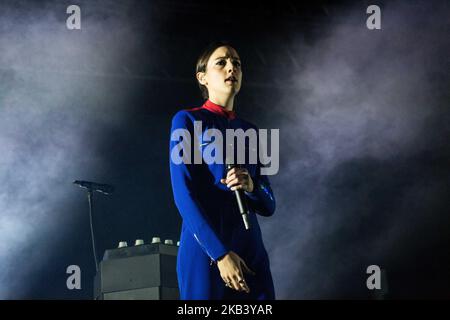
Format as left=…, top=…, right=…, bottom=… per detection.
left=228, top=173, right=249, bottom=182
left=236, top=275, right=250, bottom=293
left=228, top=167, right=247, bottom=177
left=230, top=184, right=245, bottom=191
left=239, top=279, right=250, bottom=293
left=220, top=178, right=226, bottom=184
left=230, top=179, right=250, bottom=191
left=230, top=276, right=241, bottom=291
left=226, top=175, right=248, bottom=187
left=226, top=173, right=237, bottom=182
left=226, top=167, right=247, bottom=179
left=226, top=178, right=240, bottom=188
left=226, top=167, right=237, bottom=179
left=224, top=277, right=233, bottom=290
left=235, top=267, right=249, bottom=293
left=226, top=172, right=248, bottom=182
left=229, top=179, right=250, bottom=191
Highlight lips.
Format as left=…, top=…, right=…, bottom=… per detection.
left=225, top=76, right=237, bottom=82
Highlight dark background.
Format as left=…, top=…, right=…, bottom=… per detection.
left=0, top=0, right=449, bottom=299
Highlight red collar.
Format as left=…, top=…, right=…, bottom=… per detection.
left=202, top=100, right=236, bottom=120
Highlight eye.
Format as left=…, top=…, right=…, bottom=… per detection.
left=216, top=60, right=226, bottom=66
left=233, top=60, right=241, bottom=67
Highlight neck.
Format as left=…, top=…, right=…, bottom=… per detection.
left=208, top=94, right=235, bottom=111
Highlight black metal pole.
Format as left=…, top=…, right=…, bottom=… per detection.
left=87, top=190, right=99, bottom=273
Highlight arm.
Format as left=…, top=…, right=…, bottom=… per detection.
left=245, top=168, right=276, bottom=217
left=221, top=165, right=276, bottom=217
left=169, top=111, right=229, bottom=262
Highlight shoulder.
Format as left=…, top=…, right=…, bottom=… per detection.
left=171, top=106, right=210, bottom=129
left=171, top=109, right=191, bottom=123
left=171, top=107, right=198, bottom=123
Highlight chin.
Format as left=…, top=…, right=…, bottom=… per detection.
left=228, top=84, right=241, bottom=92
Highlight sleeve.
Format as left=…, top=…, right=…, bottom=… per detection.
left=169, top=111, right=229, bottom=262
left=245, top=166, right=276, bottom=217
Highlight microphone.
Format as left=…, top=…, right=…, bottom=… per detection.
left=226, top=164, right=251, bottom=230
left=73, top=180, right=114, bottom=195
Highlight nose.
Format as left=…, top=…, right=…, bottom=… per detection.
left=226, top=59, right=237, bottom=74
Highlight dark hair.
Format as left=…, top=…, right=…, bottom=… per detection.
left=195, top=41, right=236, bottom=99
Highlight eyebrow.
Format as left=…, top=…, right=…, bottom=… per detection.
left=215, top=56, right=241, bottom=61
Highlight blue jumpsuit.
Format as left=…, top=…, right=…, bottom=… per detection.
left=169, top=99, right=276, bottom=300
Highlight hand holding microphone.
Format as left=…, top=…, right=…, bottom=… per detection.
left=220, top=165, right=253, bottom=230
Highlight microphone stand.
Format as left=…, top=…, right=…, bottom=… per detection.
left=74, top=180, right=113, bottom=274
left=86, top=189, right=99, bottom=273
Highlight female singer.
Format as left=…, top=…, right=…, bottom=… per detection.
left=169, top=41, right=276, bottom=299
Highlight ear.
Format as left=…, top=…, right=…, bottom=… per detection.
left=196, top=72, right=207, bottom=86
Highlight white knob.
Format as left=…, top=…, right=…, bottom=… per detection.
left=118, top=241, right=128, bottom=248
left=151, top=237, right=161, bottom=244
left=177, top=241, right=180, bottom=246
left=135, top=239, right=144, bottom=246
left=164, top=239, right=173, bottom=245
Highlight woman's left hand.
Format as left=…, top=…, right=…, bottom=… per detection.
left=220, top=167, right=254, bottom=193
